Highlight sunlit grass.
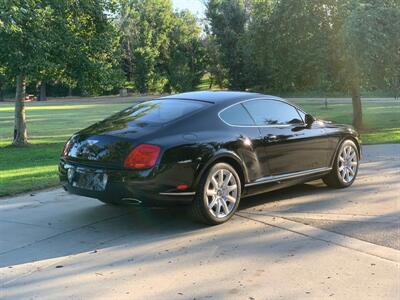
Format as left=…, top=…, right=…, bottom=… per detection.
left=0, top=98, right=138, bottom=196
left=0, top=165, right=59, bottom=195
left=0, top=104, right=99, bottom=112
left=292, top=101, right=400, bottom=145
left=360, top=129, right=400, bottom=144
left=1, top=164, right=57, bottom=179
left=0, top=97, right=399, bottom=197
left=297, top=100, right=398, bottom=121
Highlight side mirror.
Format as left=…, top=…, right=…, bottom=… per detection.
left=305, top=114, right=315, bottom=126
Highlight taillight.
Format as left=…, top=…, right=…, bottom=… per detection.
left=61, top=138, right=73, bottom=157
left=124, top=144, right=161, bottom=169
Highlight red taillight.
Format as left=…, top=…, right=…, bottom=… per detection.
left=124, top=144, right=160, bottom=169
left=61, top=139, right=73, bottom=157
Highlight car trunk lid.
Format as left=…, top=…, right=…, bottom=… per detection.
left=65, top=114, right=162, bottom=167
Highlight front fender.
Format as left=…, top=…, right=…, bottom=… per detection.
left=329, top=134, right=361, bottom=168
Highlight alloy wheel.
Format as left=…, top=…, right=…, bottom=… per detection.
left=337, top=145, right=358, bottom=183
left=205, top=169, right=238, bottom=218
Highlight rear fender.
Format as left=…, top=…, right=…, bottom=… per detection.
left=192, top=150, right=249, bottom=190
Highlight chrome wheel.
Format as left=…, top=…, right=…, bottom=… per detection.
left=205, top=169, right=238, bottom=219
left=338, top=144, right=358, bottom=183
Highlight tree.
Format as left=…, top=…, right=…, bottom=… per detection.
left=206, top=0, right=252, bottom=90
left=203, top=35, right=227, bottom=89
left=0, top=64, right=6, bottom=101
left=0, top=0, right=123, bottom=145
left=0, top=0, right=55, bottom=145
left=165, top=10, right=206, bottom=92
left=336, top=0, right=400, bottom=128
left=119, top=1, right=206, bottom=93
left=255, top=0, right=335, bottom=93
left=119, top=0, right=174, bottom=93
left=229, top=0, right=399, bottom=128
left=60, top=0, right=124, bottom=96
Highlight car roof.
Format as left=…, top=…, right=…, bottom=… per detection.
left=160, top=91, right=284, bottom=105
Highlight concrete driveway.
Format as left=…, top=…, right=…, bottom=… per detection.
left=1, top=145, right=399, bottom=299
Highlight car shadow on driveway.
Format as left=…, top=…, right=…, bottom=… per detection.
left=1, top=159, right=398, bottom=270
left=0, top=181, right=335, bottom=269
left=239, top=182, right=326, bottom=211
left=0, top=203, right=204, bottom=268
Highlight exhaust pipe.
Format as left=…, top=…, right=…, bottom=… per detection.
left=121, top=198, right=142, bottom=205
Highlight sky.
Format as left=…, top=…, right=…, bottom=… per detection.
left=172, top=0, right=205, bottom=18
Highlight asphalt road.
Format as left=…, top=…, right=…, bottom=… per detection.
left=0, top=145, right=399, bottom=299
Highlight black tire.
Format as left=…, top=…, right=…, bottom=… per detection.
left=323, top=139, right=359, bottom=188
left=191, top=162, right=242, bottom=225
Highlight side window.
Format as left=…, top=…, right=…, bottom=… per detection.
left=243, top=99, right=303, bottom=126
left=219, top=104, right=255, bottom=126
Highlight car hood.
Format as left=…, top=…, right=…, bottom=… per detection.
left=321, top=119, right=359, bottom=135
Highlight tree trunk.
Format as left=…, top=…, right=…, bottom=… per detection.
left=13, top=74, right=28, bottom=146
left=68, top=86, right=73, bottom=97
left=0, top=83, right=3, bottom=102
left=351, top=82, right=363, bottom=129
left=209, top=77, right=213, bottom=89
left=39, top=81, right=46, bottom=101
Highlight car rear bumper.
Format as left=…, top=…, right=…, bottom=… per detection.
left=59, top=160, right=195, bottom=206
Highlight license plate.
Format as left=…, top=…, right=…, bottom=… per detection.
left=68, top=168, right=108, bottom=191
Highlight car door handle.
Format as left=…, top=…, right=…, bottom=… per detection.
left=263, top=135, right=278, bottom=142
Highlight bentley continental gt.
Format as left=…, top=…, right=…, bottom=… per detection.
left=60, top=91, right=360, bottom=225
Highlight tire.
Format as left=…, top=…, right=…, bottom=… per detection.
left=323, top=139, right=359, bottom=188
left=191, top=162, right=242, bottom=225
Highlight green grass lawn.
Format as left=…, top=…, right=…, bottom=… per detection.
left=0, top=97, right=140, bottom=197
left=291, top=99, right=400, bottom=144
left=0, top=97, right=399, bottom=197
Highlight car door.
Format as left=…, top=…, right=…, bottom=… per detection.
left=242, top=99, right=330, bottom=176
left=218, top=102, right=268, bottom=181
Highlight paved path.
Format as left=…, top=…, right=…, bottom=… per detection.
left=362, top=143, right=400, bottom=162
left=0, top=145, right=399, bottom=299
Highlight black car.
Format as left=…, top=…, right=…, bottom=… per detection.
left=60, top=91, right=360, bottom=224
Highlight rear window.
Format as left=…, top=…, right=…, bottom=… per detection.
left=121, top=99, right=206, bottom=126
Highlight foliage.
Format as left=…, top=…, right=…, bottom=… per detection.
left=204, top=0, right=399, bottom=128
left=0, top=0, right=122, bottom=95
left=0, top=0, right=124, bottom=145
left=59, top=0, right=124, bottom=95
left=342, top=1, right=400, bottom=94
left=0, top=0, right=55, bottom=78
left=202, top=35, right=227, bottom=89
left=261, top=0, right=335, bottom=92
left=205, top=0, right=399, bottom=98
left=205, top=0, right=253, bottom=90
left=166, top=10, right=206, bottom=92
left=118, top=0, right=205, bottom=93
left=0, top=0, right=398, bottom=137
left=1, top=0, right=397, bottom=98
left=119, top=0, right=174, bottom=93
